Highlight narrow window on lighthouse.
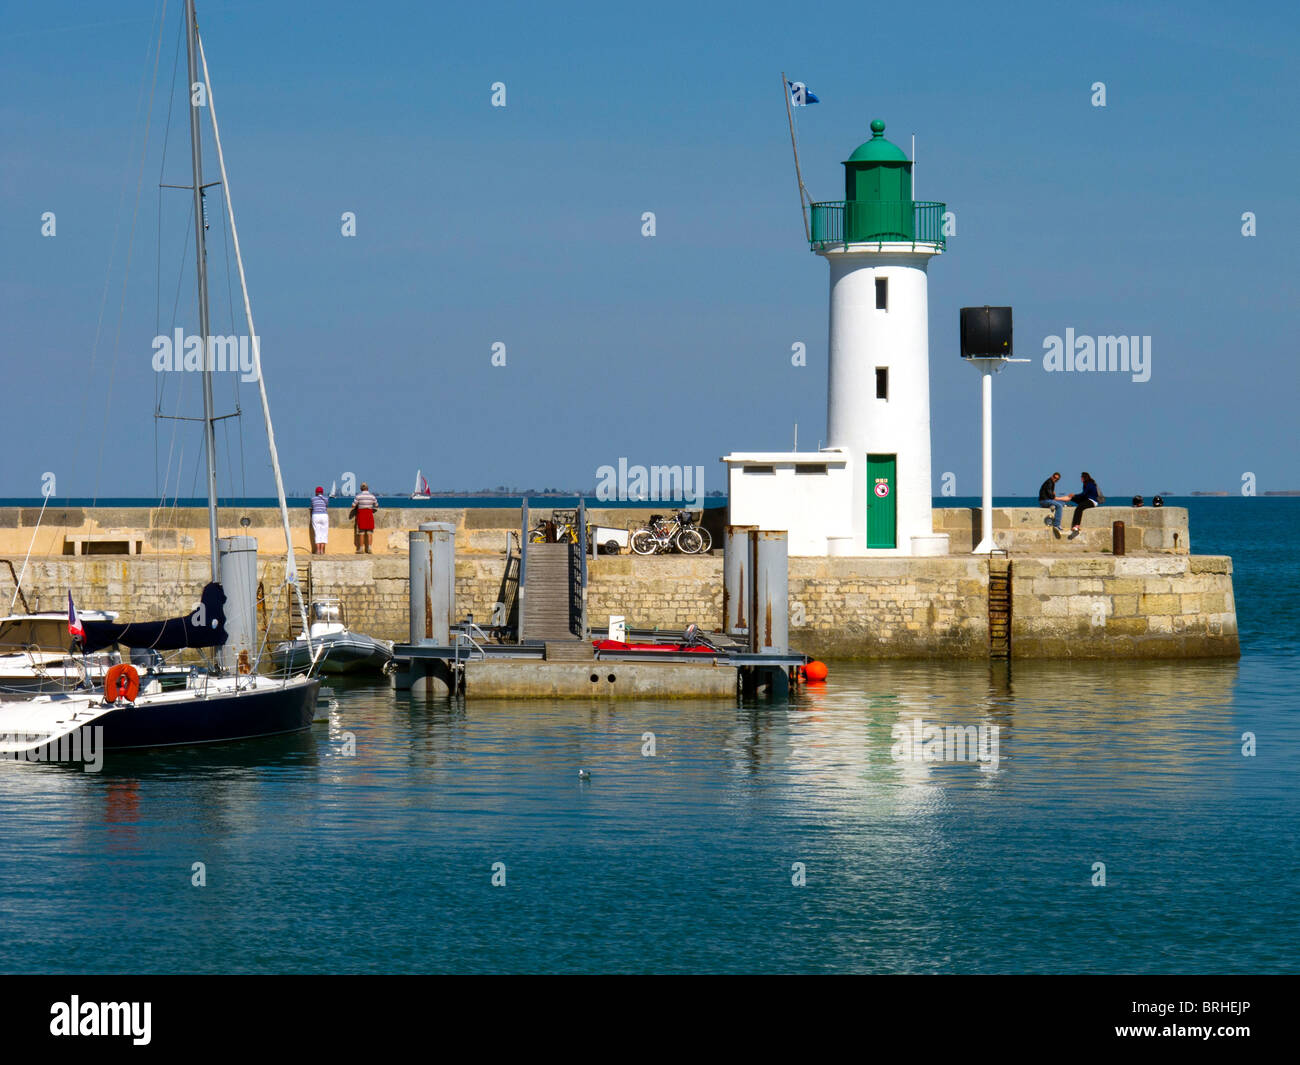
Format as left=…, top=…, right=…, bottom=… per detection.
left=875, top=277, right=888, bottom=310
left=875, top=367, right=889, bottom=399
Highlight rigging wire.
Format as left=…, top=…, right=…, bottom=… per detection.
left=155, top=7, right=183, bottom=499
left=198, top=29, right=312, bottom=647
left=62, top=0, right=167, bottom=523
left=18, top=0, right=170, bottom=621
left=214, top=176, right=247, bottom=502
left=90, top=0, right=171, bottom=506
left=8, top=491, right=51, bottom=614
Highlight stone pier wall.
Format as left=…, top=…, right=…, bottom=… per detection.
left=1009, top=555, right=1237, bottom=658
left=934, top=505, right=1189, bottom=554
left=3, top=550, right=1238, bottom=660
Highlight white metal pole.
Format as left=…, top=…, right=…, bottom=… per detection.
left=973, top=364, right=996, bottom=553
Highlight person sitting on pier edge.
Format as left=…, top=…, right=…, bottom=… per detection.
left=309, top=486, right=329, bottom=555
left=350, top=482, right=378, bottom=554
left=1038, top=471, right=1071, bottom=538
left=1067, top=472, right=1104, bottom=540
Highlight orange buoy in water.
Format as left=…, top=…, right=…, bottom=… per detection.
left=804, top=660, right=828, bottom=682
left=103, top=663, right=140, bottom=703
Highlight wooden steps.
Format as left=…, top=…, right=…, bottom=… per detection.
left=522, top=543, right=575, bottom=640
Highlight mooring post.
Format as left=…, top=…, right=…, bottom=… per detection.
left=1112, top=520, right=1126, bottom=556
left=409, top=526, right=434, bottom=645
left=723, top=525, right=756, bottom=637
left=217, top=535, right=258, bottom=674
left=752, top=530, right=789, bottom=654
left=427, top=521, right=456, bottom=644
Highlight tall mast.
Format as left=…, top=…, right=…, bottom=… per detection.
left=185, top=0, right=220, bottom=581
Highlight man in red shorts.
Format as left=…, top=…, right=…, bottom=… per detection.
left=349, top=482, right=379, bottom=554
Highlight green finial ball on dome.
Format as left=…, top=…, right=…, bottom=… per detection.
left=846, top=120, right=909, bottom=164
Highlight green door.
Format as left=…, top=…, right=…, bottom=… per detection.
left=866, top=454, right=896, bottom=548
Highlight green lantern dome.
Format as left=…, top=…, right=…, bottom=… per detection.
left=846, top=119, right=909, bottom=163
left=807, top=118, right=945, bottom=251
left=840, top=119, right=915, bottom=241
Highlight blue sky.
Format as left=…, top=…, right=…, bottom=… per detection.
left=2, top=0, right=1296, bottom=500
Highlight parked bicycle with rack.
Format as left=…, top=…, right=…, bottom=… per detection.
left=630, top=511, right=709, bottom=555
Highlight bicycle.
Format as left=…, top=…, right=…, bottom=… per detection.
left=528, top=510, right=580, bottom=545
left=631, top=511, right=707, bottom=555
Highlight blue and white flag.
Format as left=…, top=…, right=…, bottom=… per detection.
left=788, top=81, right=819, bottom=106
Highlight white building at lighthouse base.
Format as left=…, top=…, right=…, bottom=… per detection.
left=721, top=449, right=950, bottom=558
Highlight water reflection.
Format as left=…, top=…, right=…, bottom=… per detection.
left=1, top=653, right=1279, bottom=975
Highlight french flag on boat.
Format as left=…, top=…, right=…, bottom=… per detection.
left=67, top=590, right=84, bottom=641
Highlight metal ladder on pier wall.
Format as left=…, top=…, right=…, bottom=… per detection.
left=988, top=557, right=1011, bottom=658
left=270, top=557, right=310, bottom=640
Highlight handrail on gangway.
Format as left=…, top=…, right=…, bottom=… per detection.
left=517, top=498, right=529, bottom=643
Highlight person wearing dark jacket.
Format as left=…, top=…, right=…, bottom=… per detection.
left=1038, top=472, right=1069, bottom=536
left=1067, top=472, right=1102, bottom=539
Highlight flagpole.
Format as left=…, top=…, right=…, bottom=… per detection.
left=782, top=71, right=811, bottom=243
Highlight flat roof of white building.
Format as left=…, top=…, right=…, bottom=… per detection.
left=721, top=450, right=848, bottom=465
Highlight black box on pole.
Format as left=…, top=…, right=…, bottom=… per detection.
left=960, top=306, right=1013, bottom=357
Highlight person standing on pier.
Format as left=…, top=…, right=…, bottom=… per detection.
left=309, top=486, right=329, bottom=555
left=350, top=482, right=378, bottom=554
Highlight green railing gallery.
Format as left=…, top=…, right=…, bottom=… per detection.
left=808, top=201, right=947, bottom=250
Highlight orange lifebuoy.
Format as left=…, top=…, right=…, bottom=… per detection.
left=104, top=663, right=140, bottom=703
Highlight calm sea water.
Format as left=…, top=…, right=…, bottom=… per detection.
left=1, top=499, right=1295, bottom=974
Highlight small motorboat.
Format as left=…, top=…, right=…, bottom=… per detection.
left=271, top=598, right=393, bottom=675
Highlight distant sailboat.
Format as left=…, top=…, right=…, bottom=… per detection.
left=329, top=480, right=337, bottom=498
left=411, top=469, right=432, bottom=499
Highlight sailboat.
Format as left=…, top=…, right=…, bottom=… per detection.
left=0, top=0, right=317, bottom=754
left=411, top=469, right=432, bottom=499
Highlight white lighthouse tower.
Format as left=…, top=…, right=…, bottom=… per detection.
left=724, top=119, right=950, bottom=557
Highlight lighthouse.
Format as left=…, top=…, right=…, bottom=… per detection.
left=723, top=119, right=950, bottom=557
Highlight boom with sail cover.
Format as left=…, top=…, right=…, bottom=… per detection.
left=79, top=582, right=227, bottom=654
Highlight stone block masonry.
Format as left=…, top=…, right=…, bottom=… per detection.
left=5, top=549, right=1237, bottom=661
left=1009, top=555, right=1237, bottom=658
left=933, top=506, right=1189, bottom=555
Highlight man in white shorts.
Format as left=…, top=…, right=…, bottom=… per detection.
left=309, top=486, right=329, bottom=555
